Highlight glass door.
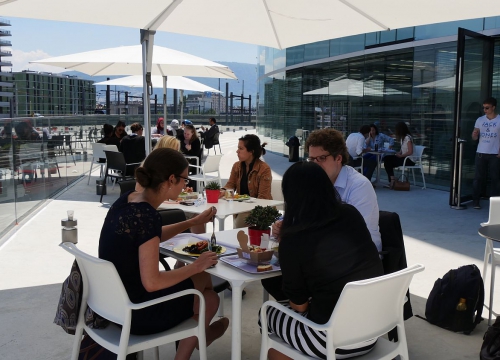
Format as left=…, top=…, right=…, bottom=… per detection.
left=450, top=28, right=494, bottom=207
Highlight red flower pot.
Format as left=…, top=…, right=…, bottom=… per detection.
left=206, top=189, right=219, bottom=203
left=248, top=227, right=271, bottom=246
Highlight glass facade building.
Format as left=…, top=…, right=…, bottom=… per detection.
left=257, top=17, right=500, bottom=194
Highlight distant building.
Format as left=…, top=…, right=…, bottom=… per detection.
left=0, top=18, right=13, bottom=119
left=185, top=92, right=226, bottom=114
left=13, top=71, right=95, bottom=116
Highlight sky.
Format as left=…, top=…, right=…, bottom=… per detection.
left=8, top=18, right=259, bottom=74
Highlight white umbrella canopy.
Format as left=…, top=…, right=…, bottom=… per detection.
left=2, top=0, right=500, bottom=50
left=94, top=75, right=222, bottom=93
left=31, top=45, right=236, bottom=79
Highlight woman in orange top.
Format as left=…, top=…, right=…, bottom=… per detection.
left=222, top=134, right=272, bottom=228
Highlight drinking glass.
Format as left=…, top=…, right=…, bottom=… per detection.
left=67, top=210, right=74, bottom=221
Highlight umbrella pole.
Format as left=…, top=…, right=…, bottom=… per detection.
left=163, top=76, right=167, bottom=123
left=180, top=89, right=184, bottom=122
left=141, top=29, right=155, bottom=155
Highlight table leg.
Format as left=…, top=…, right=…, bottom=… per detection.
left=229, top=280, right=246, bottom=360
left=376, top=154, right=382, bottom=185
left=217, top=215, right=227, bottom=231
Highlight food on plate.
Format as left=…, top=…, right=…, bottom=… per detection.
left=248, top=245, right=267, bottom=252
left=233, top=194, right=250, bottom=200
left=257, top=264, right=273, bottom=272
left=182, top=240, right=222, bottom=254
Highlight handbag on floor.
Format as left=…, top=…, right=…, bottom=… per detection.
left=393, top=174, right=410, bottom=191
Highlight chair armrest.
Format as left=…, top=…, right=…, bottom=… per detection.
left=189, top=164, right=202, bottom=171
left=125, top=162, right=142, bottom=167
left=260, top=300, right=330, bottom=332
left=129, top=288, right=204, bottom=310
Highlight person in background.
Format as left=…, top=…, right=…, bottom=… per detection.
left=99, top=149, right=228, bottom=359
left=151, top=117, right=165, bottom=138
left=366, top=123, right=394, bottom=150
left=383, top=121, right=414, bottom=189
left=266, top=128, right=381, bottom=301
left=345, top=125, right=377, bottom=182
left=259, top=161, right=383, bottom=360
left=119, top=122, right=146, bottom=175
left=97, top=123, right=120, bottom=147
left=222, top=134, right=272, bottom=228
left=201, top=117, right=219, bottom=150
left=169, top=119, right=180, bottom=137
left=180, top=124, right=201, bottom=157
left=14, top=120, right=40, bottom=141
left=154, top=134, right=180, bottom=151
left=112, top=120, right=126, bottom=142
left=472, top=97, right=500, bottom=209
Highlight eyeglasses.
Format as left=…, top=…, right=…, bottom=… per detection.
left=306, top=154, right=332, bottom=163
left=176, top=175, right=191, bottom=185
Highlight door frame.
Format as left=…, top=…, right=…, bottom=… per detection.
left=449, top=27, right=494, bottom=207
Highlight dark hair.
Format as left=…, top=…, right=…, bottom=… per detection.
left=135, top=148, right=188, bottom=192
left=305, top=128, right=349, bottom=166
left=395, top=121, right=411, bottom=141
left=102, top=124, right=113, bottom=137
left=239, top=134, right=267, bottom=159
left=484, top=97, right=497, bottom=107
left=130, top=122, right=143, bottom=133
left=184, top=124, right=199, bottom=143
left=281, top=162, right=340, bottom=238
left=209, top=117, right=217, bottom=124
left=369, top=123, right=379, bottom=135
left=116, top=120, right=126, bottom=128
left=359, top=125, right=371, bottom=135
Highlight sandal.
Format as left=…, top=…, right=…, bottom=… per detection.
left=383, top=179, right=395, bottom=189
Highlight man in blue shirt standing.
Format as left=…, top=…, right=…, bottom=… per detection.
left=472, top=97, right=500, bottom=209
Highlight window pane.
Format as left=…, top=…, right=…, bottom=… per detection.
left=304, top=40, right=330, bottom=62
left=380, top=30, right=396, bottom=43
left=286, top=45, right=304, bottom=66
left=339, top=35, right=364, bottom=54
left=397, top=27, right=414, bottom=40
left=415, top=19, right=483, bottom=40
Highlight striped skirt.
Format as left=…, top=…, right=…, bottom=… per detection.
left=259, top=301, right=377, bottom=359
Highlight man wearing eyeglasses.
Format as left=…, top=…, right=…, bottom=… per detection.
left=272, top=128, right=381, bottom=252
left=471, top=97, right=500, bottom=209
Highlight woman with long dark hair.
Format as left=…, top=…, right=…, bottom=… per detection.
left=99, top=148, right=229, bottom=359
left=382, top=121, right=414, bottom=189
left=180, top=124, right=201, bottom=156
left=259, top=161, right=383, bottom=360
left=222, top=134, right=272, bottom=228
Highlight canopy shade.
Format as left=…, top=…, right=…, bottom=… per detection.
left=94, top=75, right=221, bottom=93
left=31, top=45, right=237, bottom=79
left=2, top=0, right=500, bottom=50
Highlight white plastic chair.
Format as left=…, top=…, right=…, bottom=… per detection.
left=259, top=264, right=425, bottom=360
left=481, top=196, right=500, bottom=325
left=189, top=155, right=223, bottom=189
left=87, top=142, right=107, bottom=185
left=352, top=156, right=364, bottom=174
left=271, top=179, right=284, bottom=211
left=395, top=145, right=426, bottom=189
left=60, top=242, right=207, bottom=360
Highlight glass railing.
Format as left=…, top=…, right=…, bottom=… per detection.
left=0, top=113, right=256, bottom=237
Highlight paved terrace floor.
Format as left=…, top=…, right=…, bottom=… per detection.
left=0, top=129, right=495, bottom=359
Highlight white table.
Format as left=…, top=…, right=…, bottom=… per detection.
left=159, top=197, right=284, bottom=230
left=368, top=149, right=396, bottom=185
left=160, top=228, right=281, bottom=360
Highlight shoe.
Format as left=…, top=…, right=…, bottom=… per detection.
left=473, top=203, right=481, bottom=209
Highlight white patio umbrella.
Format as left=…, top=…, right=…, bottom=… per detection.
left=3, top=0, right=500, bottom=157
left=31, top=45, right=235, bottom=152
left=95, top=75, right=221, bottom=123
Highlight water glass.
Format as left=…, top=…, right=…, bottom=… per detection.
left=67, top=210, right=74, bottom=221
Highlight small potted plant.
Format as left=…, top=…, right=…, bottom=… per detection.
left=205, top=181, right=221, bottom=203
left=244, top=205, right=281, bottom=246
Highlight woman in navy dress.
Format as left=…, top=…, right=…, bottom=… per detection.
left=99, top=148, right=228, bottom=359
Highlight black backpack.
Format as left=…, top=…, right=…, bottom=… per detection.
left=424, top=264, right=484, bottom=334
left=481, top=317, right=500, bottom=360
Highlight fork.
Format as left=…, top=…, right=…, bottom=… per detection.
left=210, top=207, right=217, bottom=251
